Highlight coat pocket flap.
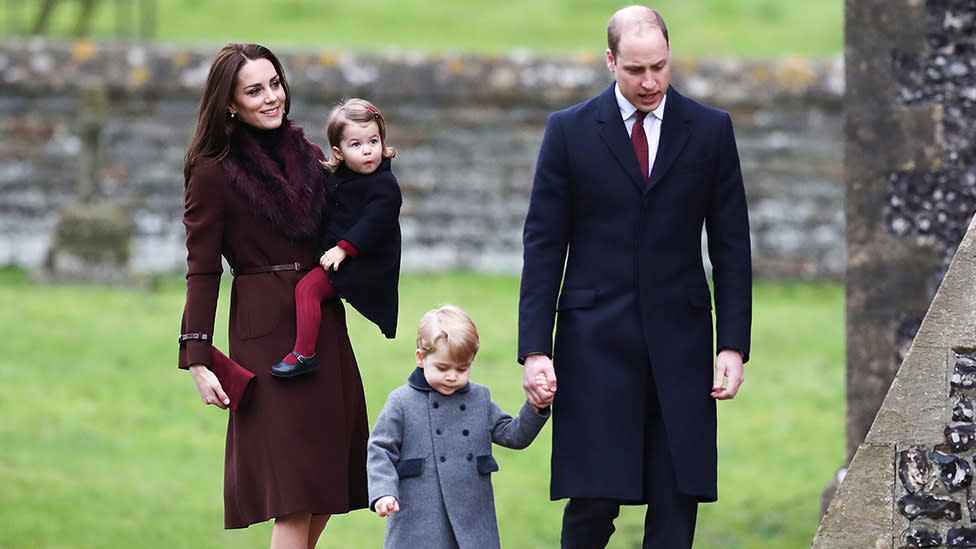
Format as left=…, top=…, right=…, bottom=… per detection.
left=557, top=289, right=598, bottom=311
left=687, top=287, right=713, bottom=310
left=476, top=455, right=499, bottom=474
left=396, top=458, right=425, bottom=479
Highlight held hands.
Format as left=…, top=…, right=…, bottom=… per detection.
left=711, top=349, right=744, bottom=400
left=523, top=354, right=556, bottom=410
left=531, top=372, right=555, bottom=411
left=320, top=246, right=348, bottom=271
left=189, top=364, right=230, bottom=409
left=374, top=496, right=400, bottom=517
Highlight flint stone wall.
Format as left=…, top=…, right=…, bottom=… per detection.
left=0, top=39, right=843, bottom=276
left=845, top=0, right=976, bottom=462
left=814, top=0, right=976, bottom=546
left=813, top=214, right=976, bottom=548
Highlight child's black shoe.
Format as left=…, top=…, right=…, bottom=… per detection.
left=271, top=351, right=319, bottom=378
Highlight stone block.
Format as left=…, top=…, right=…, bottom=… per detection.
left=812, top=443, right=895, bottom=549
left=865, top=346, right=950, bottom=448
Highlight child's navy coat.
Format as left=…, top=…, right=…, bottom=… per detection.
left=322, top=157, right=401, bottom=338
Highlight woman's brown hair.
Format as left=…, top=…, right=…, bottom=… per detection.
left=183, top=43, right=291, bottom=184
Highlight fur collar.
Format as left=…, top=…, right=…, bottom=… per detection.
left=221, top=120, right=328, bottom=240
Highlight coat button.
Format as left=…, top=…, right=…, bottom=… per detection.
left=433, top=402, right=439, bottom=409
left=440, top=456, right=446, bottom=463
left=462, top=429, right=469, bottom=436
left=436, top=429, right=442, bottom=435
left=460, top=404, right=466, bottom=411
left=467, top=453, right=473, bottom=461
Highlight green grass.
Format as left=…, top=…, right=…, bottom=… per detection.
left=0, top=267, right=843, bottom=548
left=9, top=0, right=842, bottom=57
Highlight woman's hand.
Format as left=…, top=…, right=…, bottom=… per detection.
left=189, top=364, right=230, bottom=409
left=320, top=246, right=348, bottom=271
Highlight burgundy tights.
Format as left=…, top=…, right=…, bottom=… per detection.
left=281, top=267, right=335, bottom=365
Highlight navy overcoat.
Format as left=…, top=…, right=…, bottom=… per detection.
left=518, top=84, right=752, bottom=502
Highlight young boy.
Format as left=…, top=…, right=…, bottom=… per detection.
left=366, top=304, right=554, bottom=549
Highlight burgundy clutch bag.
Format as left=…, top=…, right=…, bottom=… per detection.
left=210, top=347, right=255, bottom=411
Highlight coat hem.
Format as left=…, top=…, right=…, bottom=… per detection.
left=224, top=502, right=369, bottom=530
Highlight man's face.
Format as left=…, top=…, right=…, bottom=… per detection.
left=607, top=26, right=671, bottom=112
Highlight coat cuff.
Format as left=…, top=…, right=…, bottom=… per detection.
left=517, top=351, right=551, bottom=365
left=519, top=400, right=551, bottom=425
left=337, top=240, right=359, bottom=257
left=368, top=488, right=398, bottom=512
left=178, top=333, right=213, bottom=368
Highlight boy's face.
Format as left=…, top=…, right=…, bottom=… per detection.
left=417, top=347, right=471, bottom=396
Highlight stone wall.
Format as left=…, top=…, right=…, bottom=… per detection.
left=813, top=215, right=976, bottom=548
left=845, top=0, right=976, bottom=463
left=0, top=39, right=843, bottom=277
left=813, top=0, right=976, bottom=545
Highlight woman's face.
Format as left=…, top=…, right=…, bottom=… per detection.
left=229, top=58, right=286, bottom=130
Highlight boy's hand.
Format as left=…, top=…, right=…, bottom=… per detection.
left=375, top=495, right=400, bottom=517
left=531, top=372, right=555, bottom=411
left=320, top=246, right=348, bottom=271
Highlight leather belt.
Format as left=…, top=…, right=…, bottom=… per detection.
left=231, top=262, right=313, bottom=276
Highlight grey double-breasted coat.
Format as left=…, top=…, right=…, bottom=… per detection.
left=367, top=368, right=550, bottom=548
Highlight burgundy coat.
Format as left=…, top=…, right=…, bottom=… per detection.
left=179, top=121, right=369, bottom=528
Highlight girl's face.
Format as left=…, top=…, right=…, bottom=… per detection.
left=332, top=120, right=382, bottom=175
left=229, top=58, right=286, bottom=130
left=416, top=347, right=471, bottom=396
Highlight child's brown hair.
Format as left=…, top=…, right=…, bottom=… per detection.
left=416, top=305, right=480, bottom=364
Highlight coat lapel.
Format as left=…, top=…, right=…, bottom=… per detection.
left=647, top=86, right=691, bottom=192
left=596, top=84, right=648, bottom=192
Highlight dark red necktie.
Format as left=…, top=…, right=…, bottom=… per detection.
left=631, top=110, right=649, bottom=181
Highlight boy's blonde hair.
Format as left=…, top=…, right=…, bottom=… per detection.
left=416, top=305, right=480, bottom=364
left=322, top=97, right=397, bottom=170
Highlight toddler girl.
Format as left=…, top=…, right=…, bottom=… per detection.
left=272, top=98, right=401, bottom=377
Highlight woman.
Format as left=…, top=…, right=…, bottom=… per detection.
left=178, top=43, right=368, bottom=548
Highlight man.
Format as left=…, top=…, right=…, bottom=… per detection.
left=518, top=5, right=752, bottom=548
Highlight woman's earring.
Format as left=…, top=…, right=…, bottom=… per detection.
left=230, top=111, right=236, bottom=119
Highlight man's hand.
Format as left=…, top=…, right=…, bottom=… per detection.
left=711, top=349, right=744, bottom=400
left=523, top=354, right=557, bottom=409
left=529, top=372, right=555, bottom=410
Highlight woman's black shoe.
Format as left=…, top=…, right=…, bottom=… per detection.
left=271, top=351, right=319, bottom=378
